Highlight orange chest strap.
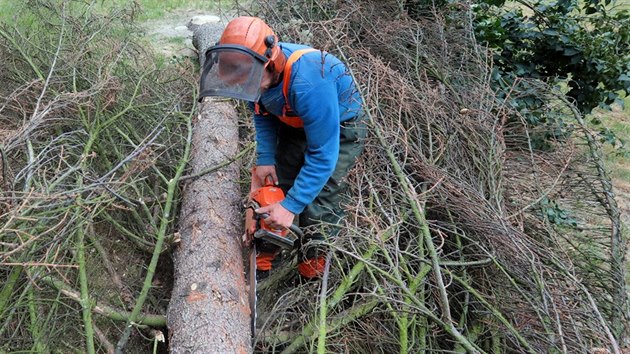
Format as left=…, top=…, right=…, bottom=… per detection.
left=279, top=48, right=317, bottom=128
left=281, top=48, right=318, bottom=105
left=255, top=48, right=318, bottom=128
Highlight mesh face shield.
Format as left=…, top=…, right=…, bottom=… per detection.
left=199, top=44, right=269, bottom=102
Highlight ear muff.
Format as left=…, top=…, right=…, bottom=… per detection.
left=263, top=35, right=275, bottom=58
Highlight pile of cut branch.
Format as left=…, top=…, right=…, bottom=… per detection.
left=249, top=1, right=629, bottom=352
left=0, top=1, right=195, bottom=352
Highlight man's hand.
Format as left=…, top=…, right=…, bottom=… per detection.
left=255, top=202, right=295, bottom=229
left=251, top=165, right=278, bottom=193
left=243, top=208, right=256, bottom=247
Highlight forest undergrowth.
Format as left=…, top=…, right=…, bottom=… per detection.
left=249, top=1, right=629, bottom=353
left=0, top=1, right=196, bottom=352
left=0, top=0, right=627, bottom=353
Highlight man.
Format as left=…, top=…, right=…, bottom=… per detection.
left=199, top=16, right=365, bottom=279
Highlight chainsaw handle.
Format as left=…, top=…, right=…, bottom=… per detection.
left=256, top=212, right=304, bottom=238
left=288, top=224, right=304, bottom=238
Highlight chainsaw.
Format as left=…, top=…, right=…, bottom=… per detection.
left=245, top=177, right=303, bottom=342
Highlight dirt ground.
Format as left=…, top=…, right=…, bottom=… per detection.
left=142, top=9, right=228, bottom=58
left=602, top=107, right=630, bottom=225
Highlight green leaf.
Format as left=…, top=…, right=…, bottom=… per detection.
left=563, top=48, right=579, bottom=56
left=543, top=29, right=559, bottom=36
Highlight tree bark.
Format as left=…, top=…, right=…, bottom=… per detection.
left=167, top=98, right=250, bottom=353
left=188, top=16, right=224, bottom=68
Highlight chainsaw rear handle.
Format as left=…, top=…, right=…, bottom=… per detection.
left=289, top=224, right=304, bottom=239
left=257, top=212, right=304, bottom=239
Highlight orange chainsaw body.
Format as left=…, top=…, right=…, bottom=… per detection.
left=250, top=184, right=288, bottom=238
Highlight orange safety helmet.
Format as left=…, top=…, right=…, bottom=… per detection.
left=219, top=16, right=286, bottom=74
left=198, top=17, right=286, bottom=102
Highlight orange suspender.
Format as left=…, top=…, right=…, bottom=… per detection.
left=282, top=48, right=318, bottom=103
left=255, top=48, right=318, bottom=128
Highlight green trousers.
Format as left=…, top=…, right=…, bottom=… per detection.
left=275, top=115, right=367, bottom=260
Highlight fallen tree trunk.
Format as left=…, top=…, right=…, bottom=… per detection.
left=167, top=21, right=250, bottom=353
left=167, top=98, right=250, bottom=353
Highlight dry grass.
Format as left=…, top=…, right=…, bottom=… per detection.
left=592, top=104, right=630, bottom=223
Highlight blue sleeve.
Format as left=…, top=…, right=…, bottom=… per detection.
left=253, top=112, right=279, bottom=166
left=280, top=82, right=340, bottom=214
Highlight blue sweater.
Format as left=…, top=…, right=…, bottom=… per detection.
left=251, top=42, right=362, bottom=214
